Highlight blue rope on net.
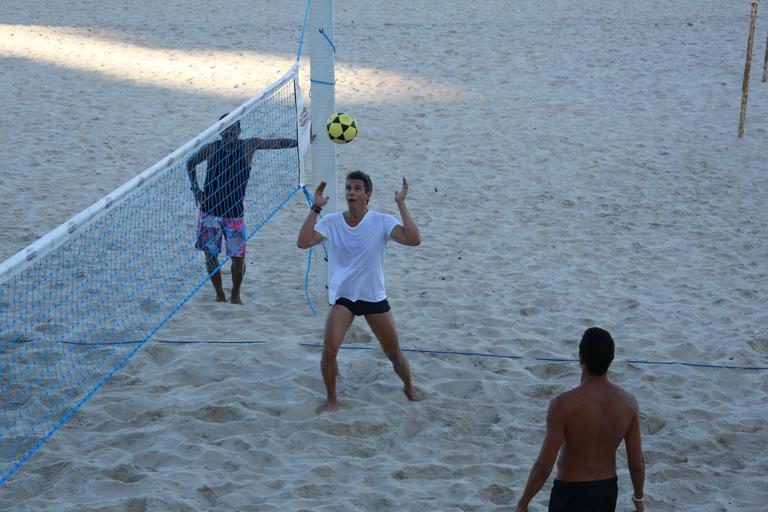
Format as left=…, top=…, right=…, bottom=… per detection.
left=301, top=185, right=330, bottom=315
left=310, top=78, right=336, bottom=86
left=296, top=0, right=336, bottom=87
left=319, top=28, right=336, bottom=54
left=296, top=0, right=311, bottom=61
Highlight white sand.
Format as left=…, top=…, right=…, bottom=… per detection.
left=2, top=0, right=768, bottom=510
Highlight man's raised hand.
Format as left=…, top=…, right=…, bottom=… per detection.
left=314, top=181, right=329, bottom=208
left=395, top=177, right=409, bottom=205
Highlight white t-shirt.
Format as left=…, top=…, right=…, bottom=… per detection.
left=314, top=210, right=401, bottom=304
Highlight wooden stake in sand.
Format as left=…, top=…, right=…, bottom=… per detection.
left=762, top=28, right=768, bottom=82
left=739, top=1, right=759, bottom=138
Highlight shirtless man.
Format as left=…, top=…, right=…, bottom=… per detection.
left=515, top=327, right=645, bottom=512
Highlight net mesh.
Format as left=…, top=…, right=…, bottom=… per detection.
left=0, top=68, right=304, bottom=484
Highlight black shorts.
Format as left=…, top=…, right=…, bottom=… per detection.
left=334, top=297, right=391, bottom=316
left=548, top=477, right=618, bottom=512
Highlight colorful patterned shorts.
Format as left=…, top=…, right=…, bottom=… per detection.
left=195, top=211, right=247, bottom=257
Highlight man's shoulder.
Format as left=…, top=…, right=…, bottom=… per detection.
left=555, top=381, right=635, bottom=402
left=189, top=140, right=217, bottom=160
left=320, top=211, right=344, bottom=224
left=553, top=383, right=639, bottom=423
left=368, top=210, right=399, bottom=224
left=555, top=384, right=585, bottom=400
left=569, top=381, right=639, bottom=411
left=613, top=383, right=639, bottom=410
left=603, top=380, right=637, bottom=402
left=551, top=387, right=580, bottom=408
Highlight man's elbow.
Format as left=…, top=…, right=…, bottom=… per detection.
left=531, top=462, right=553, bottom=481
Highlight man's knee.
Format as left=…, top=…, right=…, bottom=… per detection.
left=205, top=252, right=220, bottom=268
left=322, top=345, right=340, bottom=359
left=384, top=348, right=403, bottom=362
left=231, top=256, right=245, bottom=271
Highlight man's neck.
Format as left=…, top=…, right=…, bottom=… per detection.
left=580, top=372, right=610, bottom=385
left=345, top=206, right=368, bottom=225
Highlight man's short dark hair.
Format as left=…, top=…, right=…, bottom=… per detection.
left=579, top=327, right=614, bottom=375
left=346, top=170, right=372, bottom=193
left=220, top=113, right=240, bottom=127
left=219, top=113, right=240, bottom=136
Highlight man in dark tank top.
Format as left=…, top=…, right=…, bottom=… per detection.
left=187, top=114, right=297, bottom=304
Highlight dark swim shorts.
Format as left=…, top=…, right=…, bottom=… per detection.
left=548, top=477, right=618, bottom=512
left=335, top=297, right=391, bottom=316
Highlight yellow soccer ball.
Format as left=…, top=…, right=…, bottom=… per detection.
left=326, top=112, right=357, bottom=144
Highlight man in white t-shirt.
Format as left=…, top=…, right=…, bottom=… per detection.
left=297, top=171, right=422, bottom=413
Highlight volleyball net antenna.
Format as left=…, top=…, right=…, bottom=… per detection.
left=0, top=63, right=311, bottom=485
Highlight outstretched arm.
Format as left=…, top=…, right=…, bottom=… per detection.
left=515, top=398, right=565, bottom=511
left=390, top=177, right=421, bottom=246
left=297, top=181, right=329, bottom=249
left=246, top=137, right=298, bottom=153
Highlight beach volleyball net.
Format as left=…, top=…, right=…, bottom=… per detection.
left=0, top=64, right=310, bottom=484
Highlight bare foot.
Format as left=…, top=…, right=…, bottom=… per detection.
left=215, top=294, right=227, bottom=303
left=404, top=386, right=424, bottom=402
left=230, top=295, right=243, bottom=305
left=316, top=399, right=338, bottom=414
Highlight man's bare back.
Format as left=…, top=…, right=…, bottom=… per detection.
left=553, top=379, right=639, bottom=482
left=515, top=328, right=645, bottom=512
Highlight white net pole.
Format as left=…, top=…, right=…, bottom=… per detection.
left=309, top=0, right=336, bottom=306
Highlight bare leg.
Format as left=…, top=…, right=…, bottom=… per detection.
left=205, top=253, right=227, bottom=302
left=317, top=305, right=354, bottom=413
left=230, top=256, right=245, bottom=305
left=365, top=311, right=422, bottom=401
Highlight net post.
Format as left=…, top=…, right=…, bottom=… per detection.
left=762, top=28, right=768, bottom=82
left=739, top=1, right=759, bottom=138
left=309, top=0, right=336, bottom=305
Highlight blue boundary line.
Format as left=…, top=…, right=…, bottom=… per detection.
left=295, top=342, right=768, bottom=371
left=8, top=337, right=768, bottom=370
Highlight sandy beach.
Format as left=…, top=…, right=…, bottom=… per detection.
left=1, top=0, right=768, bottom=510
